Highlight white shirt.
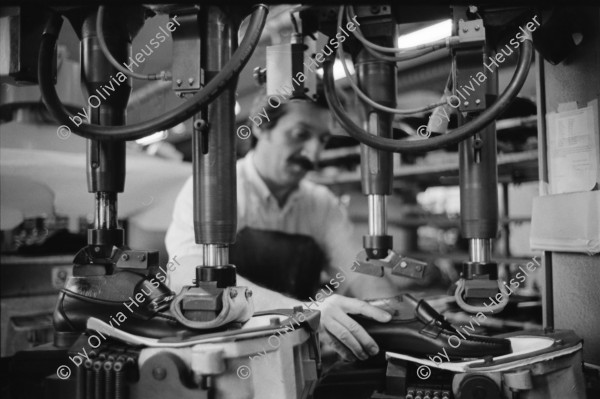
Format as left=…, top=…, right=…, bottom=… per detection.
left=165, top=151, right=357, bottom=282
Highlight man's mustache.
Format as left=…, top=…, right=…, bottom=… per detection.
left=288, top=155, right=315, bottom=171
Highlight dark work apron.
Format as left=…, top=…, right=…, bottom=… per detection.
left=229, top=227, right=326, bottom=301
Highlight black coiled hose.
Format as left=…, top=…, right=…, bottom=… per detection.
left=38, top=5, right=268, bottom=141
left=323, top=38, right=534, bottom=154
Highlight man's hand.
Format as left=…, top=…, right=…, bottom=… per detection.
left=319, top=294, right=391, bottom=361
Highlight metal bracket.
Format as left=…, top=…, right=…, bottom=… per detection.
left=171, top=13, right=203, bottom=95
left=452, top=18, right=488, bottom=112
left=353, top=249, right=427, bottom=279
left=115, top=249, right=159, bottom=271
left=456, top=19, right=486, bottom=48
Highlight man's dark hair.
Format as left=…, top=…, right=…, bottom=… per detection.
left=249, top=89, right=329, bottom=132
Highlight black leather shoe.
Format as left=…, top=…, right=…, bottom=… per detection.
left=54, top=290, right=186, bottom=339
left=53, top=272, right=188, bottom=345
left=353, top=294, right=511, bottom=360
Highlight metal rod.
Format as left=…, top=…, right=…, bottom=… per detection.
left=368, top=194, right=387, bottom=236
left=203, top=244, right=229, bottom=266
left=469, top=238, right=492, bottom=263
left=95, top=192, right=118, bottom=230
left=535, top=52, right=554, bottom=331
left=192, top=7, right=238, bottom=247
left=542, top=252, right=554, bottom=331
left=502, top=182, right=511, bottom=257
left=83, top=8, right=129, bottom=247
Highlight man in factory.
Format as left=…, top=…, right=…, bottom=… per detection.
left=166, top=93, right=400, bottom=362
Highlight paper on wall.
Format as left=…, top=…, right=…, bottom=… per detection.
left=546, top=99, right=600, bottom=194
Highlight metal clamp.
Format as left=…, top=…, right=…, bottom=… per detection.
left=353, top=249, right=427, bottom=279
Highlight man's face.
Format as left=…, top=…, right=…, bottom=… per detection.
left=254, top=101, right=331, bottom=188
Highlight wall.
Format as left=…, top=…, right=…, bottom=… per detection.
left=541, top=7, right=600, bottom=364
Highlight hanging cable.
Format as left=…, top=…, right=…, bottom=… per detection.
left=290, top=10, right=300, bottom=34
left=347, top=5, right=459, bottom=54
left=336, top=7, right=445, bottom=115
left=38, top=5, right=268, bottom=141
left=360, top=41, right=437, bottom=63
left=96, top=6, right=171, bottom=81
left=323, top=24, right=534, bottom=153
left=344, top=6, right=449, bottom=63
